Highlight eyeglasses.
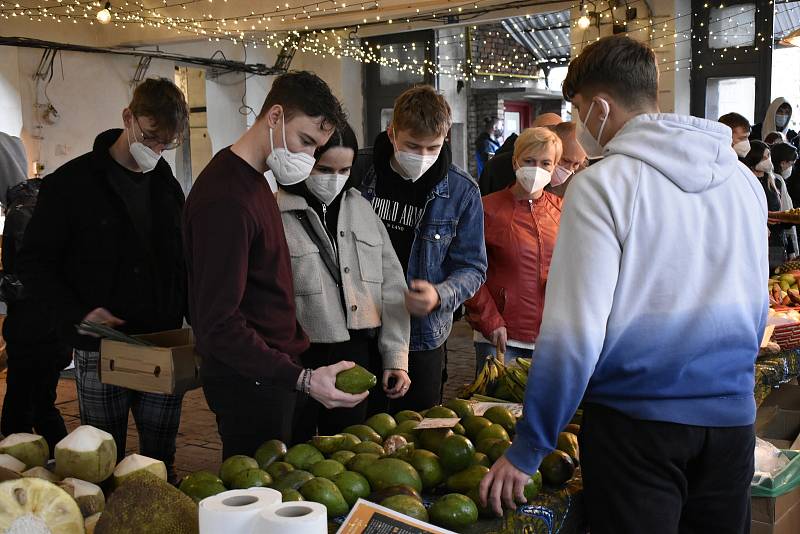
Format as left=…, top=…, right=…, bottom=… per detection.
left=133, top=115, right=181, bottom=151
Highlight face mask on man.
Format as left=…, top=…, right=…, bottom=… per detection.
left=493, top=128, right=504, bottom=138
left=575, top=98, right=610, bottom=158
left=550, top=165, right=574, bottom=187
left=127, top=124, right=161, bottom=173
left=733, top=140, right=751, bottom=158
left=305, top=173, right=349, bottom=206
left=755, top=159, right=774, bottom=173
left=391, top=128, right=440, bottom=182
left=516, top=166, right=552, bottom=194
left=776, top=113, right=790, bottom=130
left=782, top=164, right=794, bottom=180
left=266, top=114, right=316, bottom=186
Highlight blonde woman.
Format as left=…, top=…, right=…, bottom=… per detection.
left=465, top=127, right=563, bottom=369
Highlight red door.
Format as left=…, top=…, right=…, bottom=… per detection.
left=503, top=101, right=532, bottom=136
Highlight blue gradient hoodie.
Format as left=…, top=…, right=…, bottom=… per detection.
left=506, top=114, right=769, bottom=475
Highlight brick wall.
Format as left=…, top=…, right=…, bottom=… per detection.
left=467, top=93, right=505, bottom=178
left=470, top=23, right=539, bottom=79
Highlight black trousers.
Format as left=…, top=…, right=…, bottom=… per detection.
left=0, top=342, right=72, bottom=455
left=202, top=372, right=297, bottom=460
left=580, top=403, right=754, bottom=534
left=383, top=345, right=446, bottom=414
left=292, top=337, right=371, bottom=444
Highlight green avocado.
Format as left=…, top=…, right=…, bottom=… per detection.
left=330, top=450, right=356, bottom=465
left=280, top=488, right=303, bottom=502
left=365, top=414, right=397, bottom=440
left=418, top=429, right=453, bottom=455
left=487, top=439, right=512, bottom=463
left=230, top=468, right=272, bottom=489
left=429, top=493, right=479, bottom=530
left=556, top=432, right=580, bottom=465
left=310, top=459, right=345, bottom=480
left=364, top=458, right=423, bottom=493
left=462, top=416, right=493, bottom=441
left=425, top=406, right=459, bottom=419
left=438, top=434, right=476, bottom=473
left=272, top=469, right=314, bottom=492
left=483, top=406, right=516, bottom=434
left=445, top=399, right=475, bottom=419
left=351, top=441, right=385, bottom=456
left=266, top=461, right=294, bottom=481
left=476, top=424, right=510, bottom=446
left=332, top=470, right=371, bottom=507
left=219, top=455, right=258, bottom=487
left=338, top=433, right=362, bottom=451
left=179, top=478, right=227, bottom=503
left=524, top=471, right=543, bottom=502
left=472, top=453, right=491, bottom=468
left=346, top=453, right=380, bottom=476
left=395, top=410, right=423, bottom=423
left=335, top=365, right=377, bottom=394
left=446, top=465, right=489, bottom=493
left=300, top=477, right=349, bottom=517
left=410, top=450, right=445, bottom=490
left=342, top=425, right=382, bottom=444
left=311, top=435, right=346, bottom=456
left=380, top=495, right=429, bottom=522
left=540, top=450, right=575, bottom=487
left=254, top=440, right=287, bottom=470
left=284, top=444, right=325, bottom=471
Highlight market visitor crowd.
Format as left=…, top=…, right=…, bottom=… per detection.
left=0, top=34, right=790, bottom=532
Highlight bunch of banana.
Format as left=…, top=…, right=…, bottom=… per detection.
left=460, top=356, right=506, bottom=398
left=493, top=363, right=528, bottom=402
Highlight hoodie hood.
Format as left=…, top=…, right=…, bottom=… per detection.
left=604, top=113, right=740, bottom=194
left=762, top=97, right=792, bottom=140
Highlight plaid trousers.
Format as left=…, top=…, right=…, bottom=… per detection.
left=73, top=350, right=183, bottom=470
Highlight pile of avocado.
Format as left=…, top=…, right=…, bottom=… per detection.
left=179, top=366, right=581, bottom=533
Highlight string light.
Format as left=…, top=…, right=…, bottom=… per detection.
left=577, top=14, right=591, bottom=30
left=96, top=1, right=111, bottom=24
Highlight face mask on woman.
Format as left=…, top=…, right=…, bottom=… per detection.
left=755, top=159, right=774, bottom=173
left=516, top=166, right=552, bottom=194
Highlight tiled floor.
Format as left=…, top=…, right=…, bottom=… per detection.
left=1, top=319, right=478, bottom=479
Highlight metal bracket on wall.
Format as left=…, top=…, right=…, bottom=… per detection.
left=133, top=56, right=152, bottom=84
left=272, top=31, right=305, bottom=72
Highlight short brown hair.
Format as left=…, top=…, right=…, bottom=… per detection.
left=392, top=85, right=452, bottom=137
left=718, top=112, right=751, bottom=132
left=563, top=35, right=658, bottom=109
left=258, top=71, right=347, bottom=131
left=129, top=78, right=188, bottom=139
left=550, top=121, right=576, bottom=140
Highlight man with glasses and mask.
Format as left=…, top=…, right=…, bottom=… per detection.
left=183, top=71, right=365, bottom=459
left=19, top=78, right=189, bottom=481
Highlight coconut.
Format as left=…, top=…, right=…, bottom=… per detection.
left=22, top=467, right=62, bottom=483
left=0, top=454, right=26, bottom=473
left=0, top=434, right=49, bottom=468
left=59, top=478, right=105, bottom=517
left=112, top=454, right=167, bottom=487
left=0, top=477, right=84, bottom=533
left=85, top=513, right=101, bottom=534
left=55, top=426, right=117, bottom=483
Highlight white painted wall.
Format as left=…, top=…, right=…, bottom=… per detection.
left=0, top=47, right=23, bottom=137
left=437, top=27, right=469, bottom=171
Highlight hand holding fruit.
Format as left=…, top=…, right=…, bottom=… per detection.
left=308, top=361, right=369, bottom=409
left=383, top=369, right=411, bottom=399
left=405, top=280, right=441, bottom=317
left=489, top=327, right=508, bottom=354
left=479, top=455, right=531, bottom=517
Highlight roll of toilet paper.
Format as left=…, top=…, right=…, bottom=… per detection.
left=255, top=501, right=328, bottom=534
left=199, top=488, right=281, bottom=534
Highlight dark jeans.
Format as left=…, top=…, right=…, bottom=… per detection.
left=202, top=371, right=297, bottom=459
left=0, top=342, right=72, bottom=455
left=580, top=403, right=754, bottom=534
left=292, top=336, right=371, bottom=444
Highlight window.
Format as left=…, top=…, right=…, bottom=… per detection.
left=708, top=4, right=756, bottom=49
left=705, top=77, right=756, bottom=123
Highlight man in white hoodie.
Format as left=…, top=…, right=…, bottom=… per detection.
left=480, top=35, right=767, bottom=534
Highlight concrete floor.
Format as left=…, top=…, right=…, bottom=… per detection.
left=2, top=319, right=477, bottom=479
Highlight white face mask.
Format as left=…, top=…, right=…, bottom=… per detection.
left=755, top=159, right=774, bottom=173
left=267, top=115, right=316, bottom=186
left=781, top=165, right=794, bottom=179
left=305, top=173, right=349, bottom=206
left=516, top=166, right=552, bottom=194
left=550, top=165, right=574, bottom=187
left=575, top=99, right=609, bottom=159
left=391, top=130, right=440, bottom=182
left=127, top=126, right=160, bottom=173
left=733, top=140, right=751, bottom=158
left=776, top=113, right=790, bottom=130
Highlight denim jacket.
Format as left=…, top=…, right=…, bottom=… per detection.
left=357, top=149, right=487, bottom=351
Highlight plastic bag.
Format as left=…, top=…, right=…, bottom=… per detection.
left=752, top=441, right=800, bottom=498
left=753, top=437, right=790, bottom=486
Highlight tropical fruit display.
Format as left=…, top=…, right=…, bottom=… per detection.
left=460, top=357, right=531, bottom=403
left=769, top=271, right=800, bottom=307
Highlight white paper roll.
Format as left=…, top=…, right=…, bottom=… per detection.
left=199, top=488, right=282, bottom=534
left=255, top=501, right=328, bottom=534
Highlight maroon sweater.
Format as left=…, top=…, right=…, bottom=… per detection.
left=183, top=148, right=309, bottom=389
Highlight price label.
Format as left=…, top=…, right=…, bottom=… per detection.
left=413, top=418, right=460, bottom=430
left=762, top=325, right=776, bottom=348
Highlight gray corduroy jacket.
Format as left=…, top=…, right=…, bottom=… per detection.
left=278, top=188, right=410, bottom=371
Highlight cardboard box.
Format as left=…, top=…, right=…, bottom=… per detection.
left=758, top=409, right=800, bottom=450
left=100, top=329, right=200, bottom=395
left=752, top=485, right=800, bottom=534
left=762, top=385, right=800, bottom=412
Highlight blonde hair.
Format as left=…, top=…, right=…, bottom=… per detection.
left=513, top=127, right=563, bottom=166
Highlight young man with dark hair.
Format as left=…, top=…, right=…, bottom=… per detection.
left=19, top=78, right=190, bottom=479
left=481, top=35, right=766, bottom=534
left=353, top=85, right=487, bottom=412
left=719, top=112, right=752, bottom=157
left=184, top=71, right=366, bottom=459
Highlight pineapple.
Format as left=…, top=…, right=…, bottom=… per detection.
left=775, top=260, right=800, bottom=274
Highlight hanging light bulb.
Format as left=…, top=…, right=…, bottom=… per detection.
left=97, top=2, right=112, bottom=24
left=578, top=14, right=591, bottom=30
